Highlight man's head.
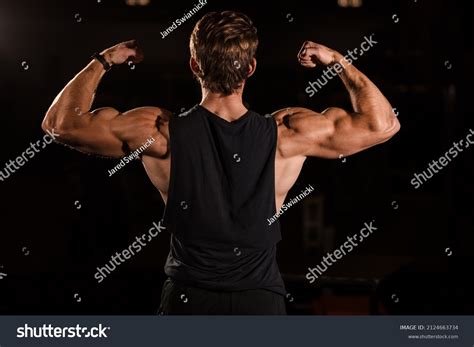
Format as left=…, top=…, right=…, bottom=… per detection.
left=189, top=11, right=258, bottom=96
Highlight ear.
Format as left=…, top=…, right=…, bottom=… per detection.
left=247, top=58, right=257, bottom=78
left=190, top=57, right=201, bottom=75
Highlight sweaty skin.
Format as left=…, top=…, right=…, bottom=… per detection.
left=42, top=40, right=400, bottom=211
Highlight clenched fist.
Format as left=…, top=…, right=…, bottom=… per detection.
left=297, top=41, right=339, bottom=68
left=100, top=40, right=144, bottom=66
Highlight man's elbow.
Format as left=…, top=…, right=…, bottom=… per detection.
left=384, top=116, right=400, bottom=136
left=374, top=116, right=400, bottom=143
left=41, top=116, right=53, bottom=134
left=41, top=110, right=74, bottom=143
left=42, top=103, right=59, bottom=131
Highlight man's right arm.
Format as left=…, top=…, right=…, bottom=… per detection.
left=276, top=41, right=400, bottom=159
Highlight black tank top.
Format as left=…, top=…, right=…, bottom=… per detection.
left=162, top=105, right=285, bottom=295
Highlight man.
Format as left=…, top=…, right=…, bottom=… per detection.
left=42, top=11, right=400, bottom=314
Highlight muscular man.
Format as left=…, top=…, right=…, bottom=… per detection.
left=42, top=11, right=400, bottom=315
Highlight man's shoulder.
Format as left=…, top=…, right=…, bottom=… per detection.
left=121, top=106, right=172, bottom=120
left=124, top=106, right=172, bottom=120
left=270, top=107, right=314, bottom=122
left=267, top=107, right=318, bottom=133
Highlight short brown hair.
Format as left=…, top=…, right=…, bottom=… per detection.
left=190, top=11, right=258, bottom=95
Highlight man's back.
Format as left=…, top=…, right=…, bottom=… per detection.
left=161, top=104, right=284, bottom=293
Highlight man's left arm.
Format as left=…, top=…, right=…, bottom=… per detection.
left=42, top=40, right=169, bottom=158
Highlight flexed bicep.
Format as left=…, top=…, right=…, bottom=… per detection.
left=41, top=40, right=170, bottom=158
left=281, top=39, right=400, bottom=159
left=275, top=106, right=399, bottom=159
left=43, top=106, right=170, bottom=158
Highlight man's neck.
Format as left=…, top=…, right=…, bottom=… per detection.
left=200, top=88, right=248, bottom=122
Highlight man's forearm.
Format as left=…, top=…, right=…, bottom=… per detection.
left=43, top=59, right=106, bottom=131
left=335, top=53, right=396, bottom=132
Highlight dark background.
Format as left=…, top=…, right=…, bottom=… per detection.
left=0, top=0, right=473, bottom=314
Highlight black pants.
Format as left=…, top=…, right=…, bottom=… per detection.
left=158, top=278, right=287, bottom=315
